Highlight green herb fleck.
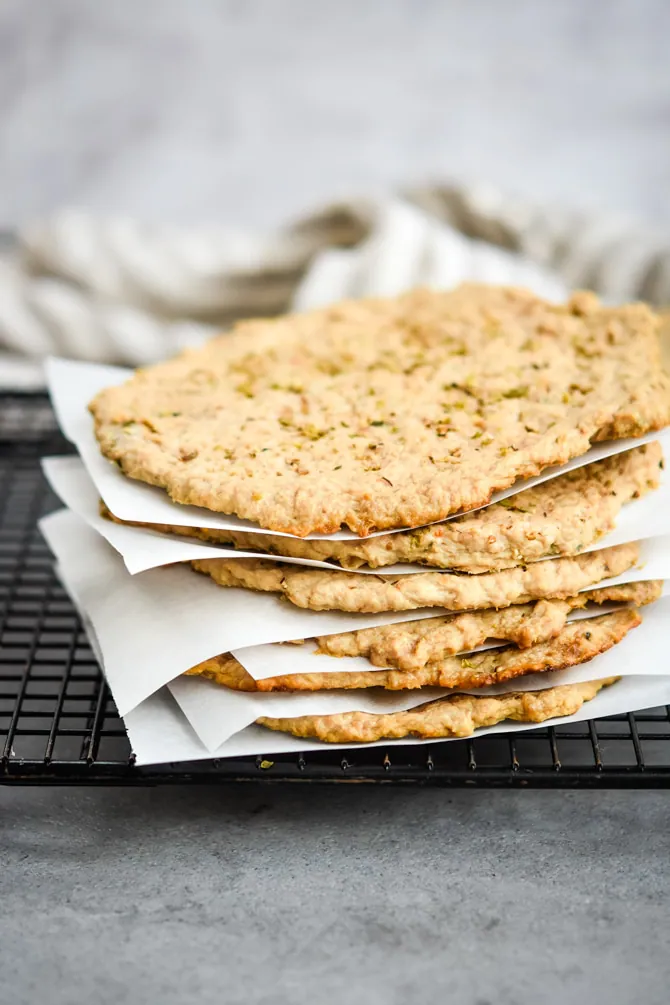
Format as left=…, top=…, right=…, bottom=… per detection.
left=502, top=386, right=528, bottom=399
left=235, top=380, right=255, bottom=398
left=301, top=424, right=327, bottom=441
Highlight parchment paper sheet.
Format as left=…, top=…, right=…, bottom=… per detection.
left=75, top=598, right=670, bottom=767
left=46, top=357, right=667, bottom=541
left=42, top=507, right=670, bottom=753
left=42, top=451, right=670, bottom=576
left=126, top=674, right=670, bottom=767
left=40, top=505, right=670, bottom=717
left=39, top=509, right=456, bottom=713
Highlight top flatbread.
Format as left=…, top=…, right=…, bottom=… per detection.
left=89, top=285, right=670, bottom=536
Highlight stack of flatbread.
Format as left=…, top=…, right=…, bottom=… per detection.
left=74, top=283, right=670, bottom=748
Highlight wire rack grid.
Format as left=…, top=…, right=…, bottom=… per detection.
left=2, top=393, right=670, bottom=786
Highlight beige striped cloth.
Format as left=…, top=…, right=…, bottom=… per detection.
left=1, top=183, right=669, bottom=386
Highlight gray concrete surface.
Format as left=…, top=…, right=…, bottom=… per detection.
left=2, top=785, right=669, bottom=1005
left=2, top=3, right=670, bottom=1002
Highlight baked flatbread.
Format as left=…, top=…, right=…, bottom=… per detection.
left=89, top=285, right=670, bottom=536
left=186, top=608, right=639, bottom=692
left=314, top=580, right=661, bottom=668
left=255, top=677, right=619, bottom=742
left=191, top=541, right=639, bottom=612
left=102, top=441, right=663, bottom=572
left=660, top=310, right=670, bottom=374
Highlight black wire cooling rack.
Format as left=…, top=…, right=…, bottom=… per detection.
left=2, top=392, right=670, bottom=787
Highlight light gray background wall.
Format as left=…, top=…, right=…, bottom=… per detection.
left=1, top=0, right=669, bottom=229
left=2, top=3, right=670, bottom=1004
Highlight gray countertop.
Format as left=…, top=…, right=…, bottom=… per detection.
left=3, top=785, right=670, bottom=1005
left=2, top=2, right=670, bottom=1001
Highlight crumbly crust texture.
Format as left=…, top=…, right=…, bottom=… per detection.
left=102, top=441, right=663, bottom=572
left=89, top=285, right=670, bottom=536
left=255, top=677, right=619, bottom=742
left=314, top=580, right=661, bottom=668
left=186, top=608, right=639, bottom=692
left=191, top=541, right=639, bottom=612
left=660, top=310, right=670, bottom=374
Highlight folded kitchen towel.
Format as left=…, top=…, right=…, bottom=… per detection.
left=2, top=183, right=669, bottom=387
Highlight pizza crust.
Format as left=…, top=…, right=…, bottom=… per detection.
left=89, top=285, right=670, bottom=536
left=186, top=608, right=639, bottom=693
left=255, top=677, right=619, bottom=742
left=313, top=581, right=661, bottom=668
left=102, top=441, right=663, bottom=572
left=191, top=541, right=640, bottom=613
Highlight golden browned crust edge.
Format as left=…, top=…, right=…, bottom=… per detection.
left=255, top=677, right=620, bottom=742
left=100, top=440, right=663, bottom=572
left=313, top=581, right=662, bottom=668
left=186, top=607, right=640, bottom=693
left=190, top=541, right=640, bottom=612
left=90, top=286, right=670, bottom=536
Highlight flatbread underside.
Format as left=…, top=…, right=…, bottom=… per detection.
left=186, top=608, right=639, bottom=693
left=89, top=285, right=670, bottom=535
left=255, top=677, right=620, bottom=742
left=191, top=541, right=640, bottom=613
left=101, top=440, right=663, bottom=573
